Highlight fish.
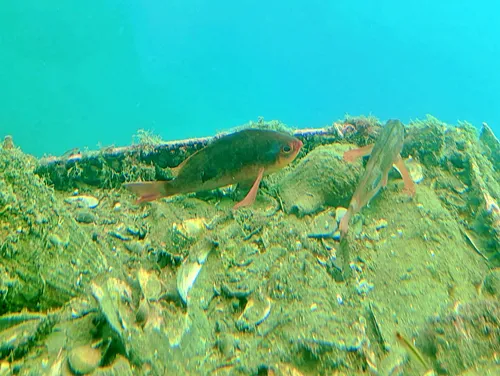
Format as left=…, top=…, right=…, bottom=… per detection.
left=339, top=119, right=416, bottom=237
left=124, top=128, right=303, bottom=209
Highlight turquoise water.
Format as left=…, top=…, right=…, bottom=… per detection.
left=1, top=0, right=499, bottom=157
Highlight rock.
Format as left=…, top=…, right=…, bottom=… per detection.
left=67, top=345, right=101, bottom=375
left=75, top=210, right=96, bottom=224
left=277, top=144, right=361, bottom=217
left=2, top=135, right=14, bottom=150
left=482, top=269, right=500, bottom=296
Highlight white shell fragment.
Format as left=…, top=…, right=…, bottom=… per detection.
left=64, top=195, right=99, bottom=209
left=404, top=156, right=424, bottom=183
left=335, top=207, right=347, bottom=223
left=90, top=278, right=132, bottom=342
left=176, top=238, right=215, bottom=304
left=236, top=296, right=272, bottom=331
left=173, top=217, right=207, bottom=238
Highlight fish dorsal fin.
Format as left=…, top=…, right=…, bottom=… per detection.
left=170, top=148, right=202, bottom=177
left=170, top=160, right=186, bottom=177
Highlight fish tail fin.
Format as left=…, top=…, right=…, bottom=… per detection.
left=123, top=181, right=173, bottom=204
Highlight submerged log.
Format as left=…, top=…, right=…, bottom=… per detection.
left=34, top=126, right=345, bottom=190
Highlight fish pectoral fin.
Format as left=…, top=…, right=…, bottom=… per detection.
left=339, top=207, right=353, bottom=238
left=381, top=173, right=388, bottom=188
left=343, top=144, right=374, bottom=162
left=393, top=155, right=416, bottom=197
left=233, top=167, right=265, bottom=210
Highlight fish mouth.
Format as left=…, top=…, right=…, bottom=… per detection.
left=293, top=139, right=304, bottom=151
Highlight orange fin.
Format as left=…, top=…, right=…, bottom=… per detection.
left=381, top=172, right=389, bottom=188
left=123, top=181, right=167, bottom=204
left=233, top=167, right=265, bottom=210
left=339, top=207, right=352, bottom=238
left=344, top=144, right=374, bottom=163
left=394, top=155, right=416, bottom=196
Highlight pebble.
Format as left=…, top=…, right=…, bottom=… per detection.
left=332, top=230, right=341, bottom=241
left=75, top=210, right=96, bottom=224
left=67, top=345, right=101, bottom=375
left=375, top=219, right=388, bottom=230
left=356, top=279, right=374, bottom=295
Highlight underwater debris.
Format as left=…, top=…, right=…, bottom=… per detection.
left=460, top=227, right=489, bottom=261
left=395, top=331, right=434, bottom=374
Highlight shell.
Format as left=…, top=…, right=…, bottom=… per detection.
left=405, top=156, right=424, bottom=183
left=64, top=195, right=99, bottom=209
left=176, top=237, right=215, bottom=304
left=236, top=296, right=272, bottom=331
left=172, top=217, right=207, bottom=238
left=90, top=278, right=133, bottom=344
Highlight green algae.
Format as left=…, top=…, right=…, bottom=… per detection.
left=0, top=115, right=499, bottom=374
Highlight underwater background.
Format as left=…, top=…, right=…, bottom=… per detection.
left=1, top=0, right=499, bottom=156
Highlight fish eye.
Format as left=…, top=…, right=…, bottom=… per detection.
left=282, top=145, right=292, bottom=153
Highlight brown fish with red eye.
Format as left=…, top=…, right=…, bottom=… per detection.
left=124, top=129, right=303, bottom=209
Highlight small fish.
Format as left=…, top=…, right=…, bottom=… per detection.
left=124, top=129, right=303, bottom=209
left=339, top=119, right=415, bottom=237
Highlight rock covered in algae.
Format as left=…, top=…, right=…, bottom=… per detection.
left=419, top=300, right=500, bottom=375
left=277, top=144, right=361, bottom=216
left=0, top=146, right=113, bottom=312
left=67, top=344, right=101, bottom=374
left=1, top=135, right=14, bottom=150
left=0, top=116, right=498, bottom=375
left=479, top=122, right=500, bottom=167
